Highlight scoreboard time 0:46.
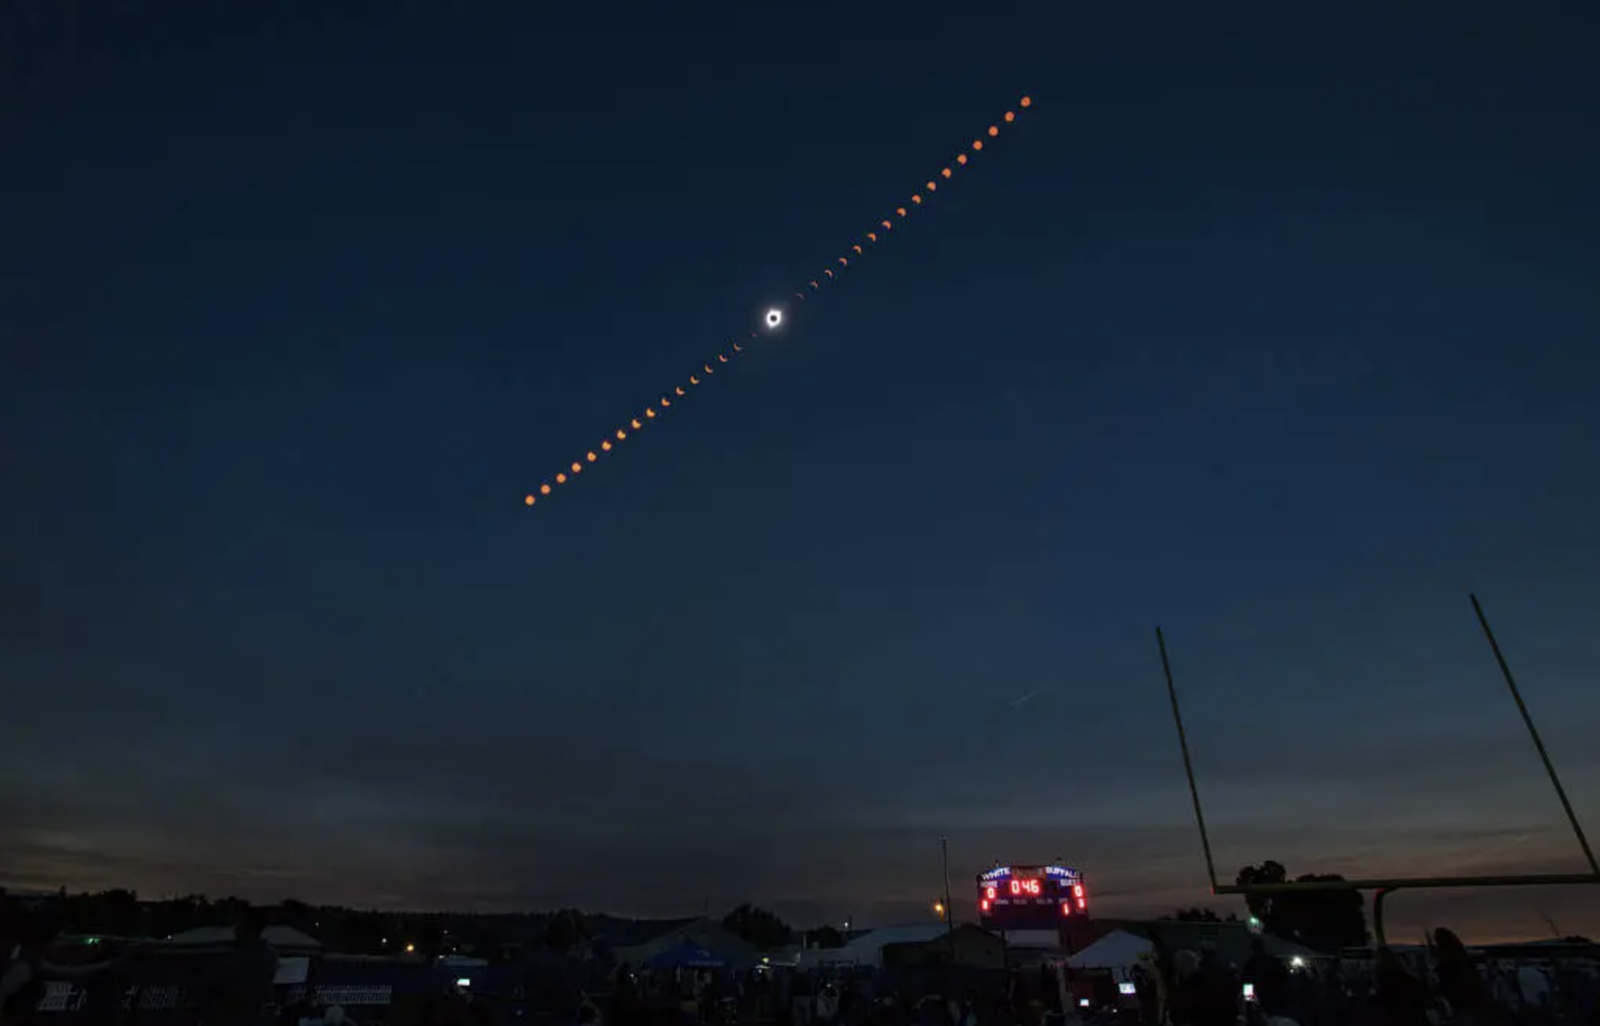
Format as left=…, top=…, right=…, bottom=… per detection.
left=976, top=865, right=1088, bottom=929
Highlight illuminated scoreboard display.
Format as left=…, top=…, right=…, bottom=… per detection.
left=977, top=864, right=1088, bottom=929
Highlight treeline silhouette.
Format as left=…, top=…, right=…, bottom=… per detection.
left=2, top=888, right=829, bottom=961
left=2, top=888, right=607, bottom=961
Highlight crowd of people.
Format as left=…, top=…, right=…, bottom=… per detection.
left=5, top=902, right=1599, bottom=1026
left=603, top=930, right=1600, bottom=1026
left=1096, top=929, right=1599, bottom=1025
left=1, top=908, right=281, bottom=1026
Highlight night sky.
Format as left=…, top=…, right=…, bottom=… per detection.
left=4, top=1, right=1598, bottom=942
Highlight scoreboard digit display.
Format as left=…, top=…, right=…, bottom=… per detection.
left=976, top=864, right=1088, bottom=929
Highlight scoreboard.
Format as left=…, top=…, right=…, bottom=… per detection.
left=976, top=864, right=1088, bottom=930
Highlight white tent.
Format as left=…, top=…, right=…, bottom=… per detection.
left=166, top=926, right=322, bottom=953
left=1067, top=930, right=1151, bottom=971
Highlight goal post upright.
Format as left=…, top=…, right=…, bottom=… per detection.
left=1469, top=592, right=1600, bottom=878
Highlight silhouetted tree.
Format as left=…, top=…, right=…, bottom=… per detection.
left=1236, top=861, right=1368, bottom=952
left=805, top=926, right=844, bottom=949
left=1162, top=907, right=1238, bottom=923
left=1235, top=860, right=1288, bottom=921
left=722, top=904, right=794, bottom=950
left=276, top=900, right=317, bottom=933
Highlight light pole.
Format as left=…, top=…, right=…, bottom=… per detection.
left=940, top=837, right=957, bottom=959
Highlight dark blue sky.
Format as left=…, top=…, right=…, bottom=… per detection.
left=4, top=0, right=1598, bottom=941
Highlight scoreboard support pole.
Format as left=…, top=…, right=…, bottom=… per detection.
left=940, top=837, right=957, bottom=962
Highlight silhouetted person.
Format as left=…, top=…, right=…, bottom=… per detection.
left=79, top=939, right=140, bottom=1026
left=610, top=962, right=640, bottom=1026
left=1372, top=947, right=1429, bottom=1026
left=198, top=911, right=280, bottom=1026
left=1431, top=927, right=1491, bottom=1023
left=1180, top=948, right=1238, bottom=1026
left=0, top=913, right=58, bottom=1026
left=1, top=912, right=130, bottom=1026
left=1147, top=932, right=1177, bottom=1026
left=1242, top=939, right=1289, bottom=1018
left=524, top=915, right=588, bottom=1026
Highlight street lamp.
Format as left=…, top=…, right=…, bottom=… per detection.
left=933, top=902, right=947, bottom=920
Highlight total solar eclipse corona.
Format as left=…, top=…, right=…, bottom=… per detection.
left=522, top=94, right=1036, bottom=509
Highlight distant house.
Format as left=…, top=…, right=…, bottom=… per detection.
left=166, top=925, right=324, bottom=956
left=822, top=925, right=1006, bottom=970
